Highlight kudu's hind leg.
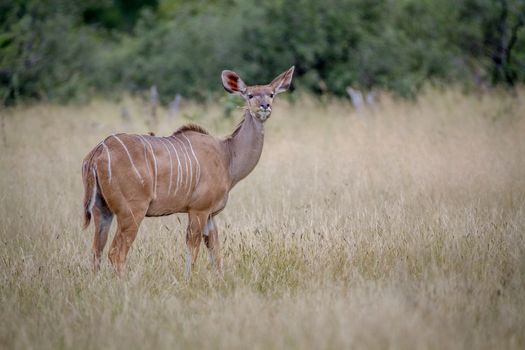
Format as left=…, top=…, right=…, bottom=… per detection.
left=108, top=204, right=147, bottom=276
left=92, top=195, right=114, bottom=271
left=185, top=211, right=208, bottom=278
left=203, top=216, right=222, bottom=273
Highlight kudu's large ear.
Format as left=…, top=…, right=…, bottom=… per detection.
left=270, top=66, right=295, bottom=94
left=222, top=70, right=247, bottom=95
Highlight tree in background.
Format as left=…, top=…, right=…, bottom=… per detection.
left=487, top=0, right=525, bottom=85
left=0, top=0, right=524, bottom=105
left=83, top=0, right=158, bottom=31
left=0, top=0, right=100, bottom=104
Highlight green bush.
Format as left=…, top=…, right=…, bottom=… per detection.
left=1, top=0, right=524, bottom=105
left=0, top=0, right=100, bottom=104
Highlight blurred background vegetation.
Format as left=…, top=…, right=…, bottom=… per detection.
left=0, top=0, right=524, bottom=105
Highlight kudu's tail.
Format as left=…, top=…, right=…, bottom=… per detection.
left=81, top=146, right=101, bottom=230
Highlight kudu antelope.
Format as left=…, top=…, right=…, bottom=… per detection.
left=82, top=66, right=295, bottom=276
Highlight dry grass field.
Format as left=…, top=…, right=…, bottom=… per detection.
left=1, top=89, right=524, bottom=349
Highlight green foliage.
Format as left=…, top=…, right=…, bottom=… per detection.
left=83, top=0, right=158, bottom=31
left=1, top=0, right=524, bottom=105
left=0, top=0, right=98, bottom=104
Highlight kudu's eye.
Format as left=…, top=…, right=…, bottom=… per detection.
left=270, top=93, right=274, bottom=98
left=247, top=94, right=253, bottom=99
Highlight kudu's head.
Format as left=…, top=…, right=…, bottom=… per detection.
left=221, top=66, right=295, bottom=122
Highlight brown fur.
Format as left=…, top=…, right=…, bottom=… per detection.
left=81, top=66, right=294, bottom=276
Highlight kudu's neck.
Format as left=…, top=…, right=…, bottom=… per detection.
left=224, top=110, right=265, bottom=187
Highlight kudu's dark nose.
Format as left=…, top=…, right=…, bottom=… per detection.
left=260, top=103, right=270, bottom=110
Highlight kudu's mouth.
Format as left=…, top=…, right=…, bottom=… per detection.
left=256, top=108, right=272, bottom=122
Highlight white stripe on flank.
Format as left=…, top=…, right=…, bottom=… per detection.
left=173, top=136, right=192, bottom=195
left=182, top=134, right=200, bottom=185
left=172, top=136, right=189, bottom=191
left=136, top=136, right=152, bottom=181
left=137, top=135, right=158, bottom=197
left=165, top=138, right=182, bottom=195
left=110, top=134, right=143, bottom=184
left=101, top=141, right=112, bottom=183
left=159, top=138, right=174, bottom=195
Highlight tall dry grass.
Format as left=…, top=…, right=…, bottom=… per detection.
left=0, top=88, right=524, bottom=349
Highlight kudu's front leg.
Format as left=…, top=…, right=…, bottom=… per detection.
left=185, top=211, right=208, bottom=278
